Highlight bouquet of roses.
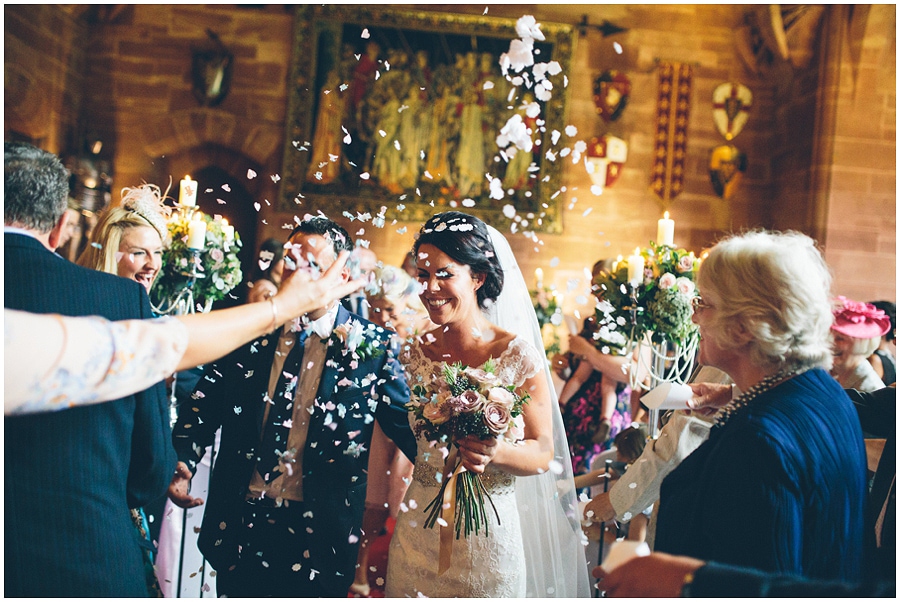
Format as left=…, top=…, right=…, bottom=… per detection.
left=407, top=360, right=529, bottom=538
left=592, top=242, right=700, bottom=349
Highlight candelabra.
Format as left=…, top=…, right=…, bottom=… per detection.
left=150, top=203, right=208, bottom=427
left=624, top=278, right=699, bottom=439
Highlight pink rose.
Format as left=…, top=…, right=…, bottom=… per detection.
left=450, top=390, right=486, bottom=414
left=676, top=255, right=695, bottom=273
left=658, top=273, right=677, bottom=289
left=675, top=277, right=695, bottom=295
left=487, top=386, right=515, bottom=409
left=483, top=401, right=512, bottom=435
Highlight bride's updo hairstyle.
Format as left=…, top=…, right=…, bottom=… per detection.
left=414, top=211, right=504, bottom=310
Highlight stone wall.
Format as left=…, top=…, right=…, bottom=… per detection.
left=819, top=5, right=896, bottom=303
left=4, top=5, right=86, bottom=153
left=4, top=4, right=895, bottom=311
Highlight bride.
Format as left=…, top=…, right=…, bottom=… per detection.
left=384, top=212, right=590, bottom=597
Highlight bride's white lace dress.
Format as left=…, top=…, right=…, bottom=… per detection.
left=385, top=336, right=543, bottom=597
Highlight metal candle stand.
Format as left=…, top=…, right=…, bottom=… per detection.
left=624, top=245, right=698, bottom=439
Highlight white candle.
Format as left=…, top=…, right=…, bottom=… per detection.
left=187, top=215, right=207, bottom=250
left=223, top=224, right=235, bottom=242
left=627, top=247, right=644, bottom=284
left=657, top=211, right=675, bottom=247
left=535, top=267, right=544, bottom=288
left=179, top=175, right=197, bottom=207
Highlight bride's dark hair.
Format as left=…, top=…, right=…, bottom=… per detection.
left=414, top=211, right=504, bottom=309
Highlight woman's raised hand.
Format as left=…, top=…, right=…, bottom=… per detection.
left=273, top=250, right=364, bottom=323
left=686, top=382, right=733, bottom=416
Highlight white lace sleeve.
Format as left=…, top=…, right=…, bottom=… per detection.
left=495, top=337, right=543, bottom=387
left=5, top=309, right=188, bottom=415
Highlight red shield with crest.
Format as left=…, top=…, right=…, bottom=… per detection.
left=593, top=71, right=631, bottom=123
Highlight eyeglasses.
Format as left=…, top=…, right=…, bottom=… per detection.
left=691, top=296, right=713, bottom=312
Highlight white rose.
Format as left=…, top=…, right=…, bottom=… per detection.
left=675, top=277, right=695, bottom=296
left=658, top=272, right=677, bottom=289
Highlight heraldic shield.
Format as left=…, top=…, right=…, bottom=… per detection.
left=192, top=30, right=234, bottom=108
left=712, top=82, right=753, bottom=141
left=586, top=135, right=627, bottom=189
left=593, top=70, right=631, bottom=123
left=708, top=144, right=747, bottom=200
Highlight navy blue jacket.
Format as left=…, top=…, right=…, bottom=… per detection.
left=4, top=233, right=176, bottom=596
left=173, top=303, right=415, bottom=595
left=655, top=368, right=867, bottom=582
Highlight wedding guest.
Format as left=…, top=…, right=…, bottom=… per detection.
left=74, top=181, right=172, bottom=593
left=652, top=230, right=867, bottom=581
left=166, top=216, right=415, bottom=597
left=342, top=245, right=378, bottom=318
left=847, top=386, right=896, bottom=582
left=6, top=251, right=363, bottom=414
left=583, top=366, right=733, bottom=549
left=559, top=258, right=632, bottom=472
left=246, top=237, right=285, bottom=303
left=5, top=141, right=175, bottom=596
left=76, top=183, right=169, bottom=293
left=867, top=300, right=896, bottom=386
left=594, top=551, right=895, bottom=597
left=350, top=264, right=425, bottom=597
left=829, top=296, right=890, bottom=392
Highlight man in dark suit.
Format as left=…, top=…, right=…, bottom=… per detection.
left=4, top=142, right=176, bottom=596
left=168, top=216, right=415, bottom=597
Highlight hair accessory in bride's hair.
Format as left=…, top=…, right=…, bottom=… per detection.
left=119, top=183, right=172, bottom=241
left=419, top=211, right=486, bottom=236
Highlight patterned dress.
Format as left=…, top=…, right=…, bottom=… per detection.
left=561, top=360, right=631, bottom=474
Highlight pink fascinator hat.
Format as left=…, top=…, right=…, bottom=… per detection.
left=831, top=296, right=892, bottom=339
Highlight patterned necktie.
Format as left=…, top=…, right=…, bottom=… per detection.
left=257, top=328, right=308, bottom=483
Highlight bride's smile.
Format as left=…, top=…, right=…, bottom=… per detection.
left=416, top=244, right=484, bottom=326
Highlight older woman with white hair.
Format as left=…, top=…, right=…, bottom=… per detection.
left=648, top=231, right=867, bottom=585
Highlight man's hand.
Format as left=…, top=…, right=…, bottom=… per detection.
left=167, top=461, right=204, bottom=508
left=593, top=552, right=704, bottom=597
left=584, top=491, right=616, bottom=524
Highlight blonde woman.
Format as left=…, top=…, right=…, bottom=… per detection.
left=77, top=184, right=169, bottom=293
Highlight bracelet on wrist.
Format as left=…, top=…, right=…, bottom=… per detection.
left=268, top=297, right=279, bottom=333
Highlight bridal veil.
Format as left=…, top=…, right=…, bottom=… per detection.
left=484, top=225, right=592, bottom=597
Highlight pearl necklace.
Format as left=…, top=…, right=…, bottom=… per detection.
left=714, top=368, right=807, bottom=428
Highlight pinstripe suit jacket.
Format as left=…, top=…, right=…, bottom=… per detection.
left=4, top=233, right=176, bottom=597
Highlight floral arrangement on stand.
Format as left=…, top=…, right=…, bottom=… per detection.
left=150, top=211, right=243, bottom=314
left=531, top=269, right=564, bottom=358
left=407, top=361, right=529, bottom=539
left=592, top=242, right=701, bottom=390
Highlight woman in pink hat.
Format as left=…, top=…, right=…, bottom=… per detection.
left=829, top=296, right=891, bottom=392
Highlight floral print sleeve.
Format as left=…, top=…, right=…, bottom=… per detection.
left=5, top=309, right=188, bottom=415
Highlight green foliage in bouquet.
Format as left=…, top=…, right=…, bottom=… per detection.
left=150, top=213, right=243, bottom=311
left=407, top=360, right=530, bottom=539
left=592, top=243, right=700, bottom=349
